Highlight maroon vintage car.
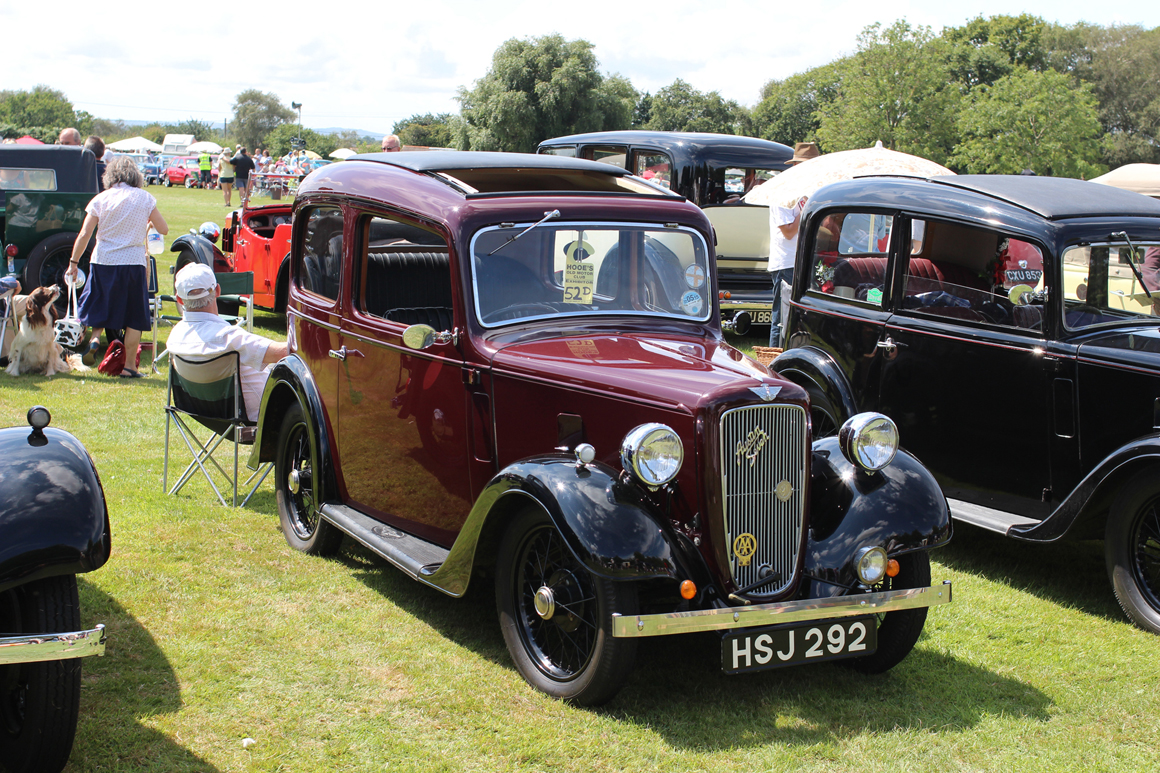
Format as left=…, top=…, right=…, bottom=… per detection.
left=244, top=151, right=953, bottom=704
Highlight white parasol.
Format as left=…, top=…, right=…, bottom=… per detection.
left=187, top=140, right=224, bottom=154
left=1091, top=163, right=1160, bottom=199
left=329, top=148, right=357, bottom=159
left=744, top=141, right=954, bottom=208
left=303, top=150, right=322, bottom=160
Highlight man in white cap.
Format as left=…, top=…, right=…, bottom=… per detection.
left=166, top=263, right=288, bottom=420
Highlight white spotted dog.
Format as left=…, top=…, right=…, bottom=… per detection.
left=5, top=286, right=88, bottom=377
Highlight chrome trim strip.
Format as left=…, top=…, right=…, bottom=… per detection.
left=0, top=624, right=106, bottom=664
left=611, top=582, right=951, bottom=637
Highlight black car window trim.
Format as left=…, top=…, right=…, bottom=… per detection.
left=891, top=214, right=1049, bottom=337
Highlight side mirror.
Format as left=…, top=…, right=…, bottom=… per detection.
left=1008, top=284, right=1034, bottom=306
left=402, top=324, right=436, bottom=351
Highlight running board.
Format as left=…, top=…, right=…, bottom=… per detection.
left=320, top=504, right=449, bottom=579
left=948, top=498, right=1041, bottom=535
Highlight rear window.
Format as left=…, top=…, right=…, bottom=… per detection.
left=0, top=168, right=57, bottom=191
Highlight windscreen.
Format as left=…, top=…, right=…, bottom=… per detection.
left=471, top=221, right=712, bottom=327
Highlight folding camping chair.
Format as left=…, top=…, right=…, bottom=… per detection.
left=163, top=351, right=272, bottom=507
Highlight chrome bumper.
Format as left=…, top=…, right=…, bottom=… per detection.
left=612, top=582, right=951, bottom=637
left=0, top=624, right=106, bottom=665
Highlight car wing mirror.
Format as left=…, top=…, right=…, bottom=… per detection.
left=402, top=324, right=435, bottom=350
left=1008, top=284, right=1034, bottom=306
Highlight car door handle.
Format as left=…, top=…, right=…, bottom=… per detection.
left=328, top=346, right=364, bottom=361
left=876, top=337, right=906, bottom=353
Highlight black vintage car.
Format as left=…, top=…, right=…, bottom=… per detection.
left=1, top=146, right=100, bottom=297
left=0, top=407, right=110, bottom=773
left=537, top=131, right=792, bottom=334
left=777, top=174, right=1160, bottom=632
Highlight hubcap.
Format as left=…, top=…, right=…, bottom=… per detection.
left=534, top=586, right=556, bottom=620
left=288, top=469, right=301, bottom=494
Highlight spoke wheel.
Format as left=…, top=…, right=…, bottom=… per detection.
left=0, top=575, right=83, bottom=773
left=1106, top=467, right=1160, bottom=633
left=844, top=551, right=930, bottom=674
left=496, top=509, right=636, bottom=705
left=275, top=402, right=341, bottom=556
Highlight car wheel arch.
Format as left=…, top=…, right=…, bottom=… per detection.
left=773, top=347, right=858, bottom=434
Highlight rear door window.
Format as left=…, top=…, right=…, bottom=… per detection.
left=807, top=211, right=895, bottom=307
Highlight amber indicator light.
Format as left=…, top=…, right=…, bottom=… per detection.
left=680, top=580, right=697, bottom=600
left=886, top=559, right=900, bottom=578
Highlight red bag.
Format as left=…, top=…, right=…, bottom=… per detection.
left=97, top=342, right=125, bottom=376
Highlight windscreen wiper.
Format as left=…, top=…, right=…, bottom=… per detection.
left=1110, top=231, right=1153, bottom=300
left=487, top=210, right=560, bottom=256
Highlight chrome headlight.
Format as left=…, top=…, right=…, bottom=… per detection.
left=855, top=545, right=889, bottom=585
left=620, top=423, right=684, bottom=487
left=838, top=412, right=899, bottom=472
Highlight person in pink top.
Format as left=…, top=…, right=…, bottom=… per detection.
left=65, top=156, right=169, bottom=377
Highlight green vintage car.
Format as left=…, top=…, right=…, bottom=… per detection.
left=1, top=145, right=100, bottom=295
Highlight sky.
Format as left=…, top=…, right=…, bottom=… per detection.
left=4, top=0, right=1159, bottom=138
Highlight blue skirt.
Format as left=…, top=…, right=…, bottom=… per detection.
left=78, top=263, right=151, bottom=331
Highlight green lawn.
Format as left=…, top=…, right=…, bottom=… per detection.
left=3, top=186, right=1158, bottom=772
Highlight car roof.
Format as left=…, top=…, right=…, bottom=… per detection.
left=0, top=145, right=99, bottom=202
left=538, top=131, right=793, bottom=167
left=345, top=150, right=677, bottom=196
left=930, top=175, right=1160, bottom=220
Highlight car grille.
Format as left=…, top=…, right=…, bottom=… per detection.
left=719, top=404, right=808, bottom=596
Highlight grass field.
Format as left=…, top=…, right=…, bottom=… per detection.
left=3, top=186, right=1159, bottom=772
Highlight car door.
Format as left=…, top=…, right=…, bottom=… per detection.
left=787, top=209, right=899, bottom=431
left=335, top=210, right=473, bottom=547
left=876, top=217, right=1059, bottom=520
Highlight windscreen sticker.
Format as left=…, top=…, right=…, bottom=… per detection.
left=680, top=291, right=704, bottom=316
left=566, top=339, right=600, bottom=358
left=866, top=287, right=883, bottom=306
left=562, top=240, right=595, bottom=304
left=685, top=264, right=706, bottom=289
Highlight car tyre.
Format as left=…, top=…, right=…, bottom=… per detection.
left=185, top=176, right=195, bottom=189
left=164, top=176, right=172, bottom=187
left=495, top=508, right=637, bottom=706
left=845, top=551, right=930, bottom=674
left=0, top=575, right=83, bottom=773
left=1105, top=467, right=1160, bottom=633
left=275, top=401, right=342, bottom=556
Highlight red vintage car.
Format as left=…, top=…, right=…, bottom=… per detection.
left=164, top=156, right=217, bottom=188
left=244, top=151, right=953, bottom=704
left=222, top=202, right=293, bottom=310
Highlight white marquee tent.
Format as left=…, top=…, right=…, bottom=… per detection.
left=108, top=136, right=163, bottom=153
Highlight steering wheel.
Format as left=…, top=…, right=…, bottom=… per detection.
left=488, top=302, right=560, bottom=322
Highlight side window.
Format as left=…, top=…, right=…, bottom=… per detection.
left=807, top=211, right=894, bottom=307
left=296, top=206, right=344, bottom=302
left=581, top=145, right=628, bottom=169
left=539, top=145, right=576, bottom=158
left=356, top=214, right=454, bottom=331
left=900, top=219, right=1044, bottom=331
left=633, top=152, right=673, bottom=189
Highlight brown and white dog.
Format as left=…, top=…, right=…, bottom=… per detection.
left=4, top=286, right=87, bottom=377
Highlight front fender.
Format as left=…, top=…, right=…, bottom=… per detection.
left=803, top=437, right=951, bottom=597
left=171, top=233, right=217, bottom=267
left=246, top=356, right=338, bottom=505
left=772, top=346, right=858, bottom=424
left=424, top=457, right=699, bottom=597
left=0, top=425, right=111, bottom=593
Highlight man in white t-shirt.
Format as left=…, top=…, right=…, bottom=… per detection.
left=166, top=264, right=288, bottom=420
left=767, top=142, right=822, bottom=347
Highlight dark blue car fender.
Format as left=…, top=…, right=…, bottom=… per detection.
left=802, top=436, right=951, bottom=598
left=0, top=425, right=110, bottom=594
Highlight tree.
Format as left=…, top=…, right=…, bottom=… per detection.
left=816, top=21, right=960, bottom=164
left=0, top=86, right=76, bottom=130
left=231, top=90, right=294, bottom=151
left=644, top=79, right=748, bottom=134
left=168, top=118, right=218, bottom=141
left=944, top=14, right=1050, bottom=88
left=455, top=35, right=636, bottom=151
left=263, top=124, right=339, bottom=158
left=751, top=63, right=843, bottom=145
left=393, top=113, right=454, bottom=148
left=1074, top=25, right=1160, bottom=165
left=951, top=68, right=1104, bottom=177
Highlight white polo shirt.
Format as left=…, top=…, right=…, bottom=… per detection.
left=166, top=312, right=273, bottom=421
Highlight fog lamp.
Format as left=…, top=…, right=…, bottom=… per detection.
left=27, top=405, right=51, bottom=430
left=886, top=559, right=900, bottom=578
left=680, top=580, right=697, bottom=600
left=839, top=412, right=899, bottom=472
left=855, top=546, right=889, bottom=585
left=621, top=423, right=684, bottom=487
